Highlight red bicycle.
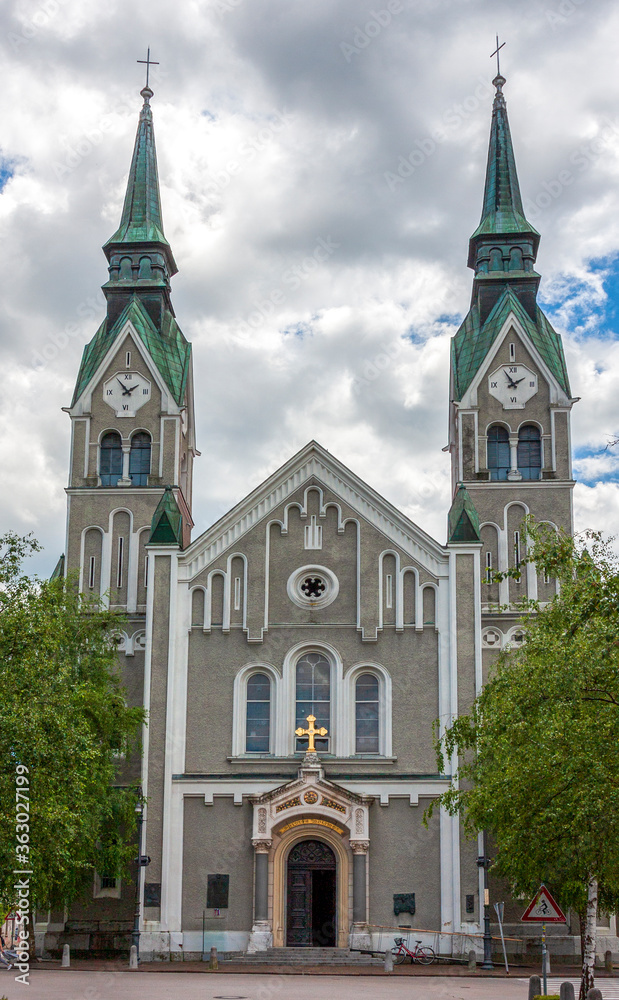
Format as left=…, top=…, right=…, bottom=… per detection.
left=391, top=935, right=436, bottom=965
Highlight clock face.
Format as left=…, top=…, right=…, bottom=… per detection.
left=488, top=364, right=538, bottom=409
left=103, top=371, right=152, bottom=416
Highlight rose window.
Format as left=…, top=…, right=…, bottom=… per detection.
left=301, top=577, right=326, bottom=599
left=287, top=565, right=339, bottom=610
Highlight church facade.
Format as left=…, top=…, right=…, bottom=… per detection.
left=43, top=70, right=582, bottom=959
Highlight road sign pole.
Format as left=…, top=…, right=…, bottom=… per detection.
left=494, top=901, right=509, bottom=974
left=542, top=922, right=547, bottom=997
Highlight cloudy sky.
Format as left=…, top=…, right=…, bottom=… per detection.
left=1, top=0, right=619, bottom=575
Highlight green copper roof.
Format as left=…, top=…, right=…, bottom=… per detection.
left=451, top=286, right=570, bottom=401
left=448, top=485, right=480, bottom=544
left=470, top=76, right=539, bottom=242
left=71, top=295, right=191, bottom=407
left=104, top=87, right=169, bottom=248
left=50, top=553, right=65, bottom=580
left=150, top=487, right=183, bottom=546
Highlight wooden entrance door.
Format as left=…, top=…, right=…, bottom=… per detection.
left=286, top=840, right=336, bottom=947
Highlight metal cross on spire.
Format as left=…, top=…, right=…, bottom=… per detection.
left=490, top=34, right=506, bottom=77
left=137, top=47, right=159, bottom=89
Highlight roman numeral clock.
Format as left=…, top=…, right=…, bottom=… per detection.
left=488, top=364, right=538, bottom=409
left=103, top=371, right=152, bottom=417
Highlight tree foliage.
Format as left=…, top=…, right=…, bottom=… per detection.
left=430, top=521, right=619, bottom=919
left=0, top=533, right=144, bottom=912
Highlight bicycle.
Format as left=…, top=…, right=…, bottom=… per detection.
left=391, top=935, right=436, bottom=965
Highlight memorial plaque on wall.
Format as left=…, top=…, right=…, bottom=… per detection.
left=207, top=874, right=230, bottom=909
left=393, top=892, right=415, bottom=916
left=144, top=882, right=161, bottom=907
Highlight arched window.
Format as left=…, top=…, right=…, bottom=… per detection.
left=129, top=432, right=151, bottom=486
left=489, top=248, right=503, bottom=271
left=245, top=673, right=271, bottom=753
left=355, top=674, right=379, bottom=753
left=487, top=425, right=510, bottom=481
left=518, top=424, right=541, bottom=480
left=295, top=652, right=330, bottom=752
left=99, top=432, right=122, bottom=486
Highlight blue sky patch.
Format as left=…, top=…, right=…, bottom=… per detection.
left=540, top=254, right=619, bottom=339
left=0, top=158, right=14, bottom=192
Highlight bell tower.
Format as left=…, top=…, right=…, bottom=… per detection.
left=448, top=71, right=576, bottom=621
left=62, top=83, right=197, bottom=618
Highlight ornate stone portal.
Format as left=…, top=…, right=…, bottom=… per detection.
left=248, top=737, right=373, bottom=952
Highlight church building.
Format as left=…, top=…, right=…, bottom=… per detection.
left=42, top=68, right=580, bottom=960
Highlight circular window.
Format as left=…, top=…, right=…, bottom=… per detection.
left=287, top=565, right=339, bottom=610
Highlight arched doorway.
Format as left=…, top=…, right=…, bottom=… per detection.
left=286, top=840, right=336, bottom=947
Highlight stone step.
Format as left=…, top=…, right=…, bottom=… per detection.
left=223, top=948, right=383, bottom=965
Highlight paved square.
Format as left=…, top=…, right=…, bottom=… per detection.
left=1, top=971, right=530, bottom=1000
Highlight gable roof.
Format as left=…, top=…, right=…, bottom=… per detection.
left=150, top=487, right=184, bottom=546
left=451, top=286, right=570, bottom=401
left=71, top=295, right=191, bottom=407
left=448, top=485, right=480, bottom=544
left=181, top=441, right=449, bottom=580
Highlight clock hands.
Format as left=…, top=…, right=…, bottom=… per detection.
left=116, top=377, right=140, bottom=396
left=504, top=371, right=525, bottom=390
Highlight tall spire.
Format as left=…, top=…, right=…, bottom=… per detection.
left=469, top=74, right=539, bottom=251
left=102, top=85, right=177, bottom=330
left=106, top=86, right=169, bottom=248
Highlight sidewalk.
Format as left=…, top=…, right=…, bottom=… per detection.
left=2, top=969, right=533, bottom=1000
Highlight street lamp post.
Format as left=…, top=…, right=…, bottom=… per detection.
left=477, top=837, right=494, bottom=971
left=132, top=792, right=144, bottom=962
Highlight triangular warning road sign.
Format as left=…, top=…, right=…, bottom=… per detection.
left=521, top=884, right=567, bottom=923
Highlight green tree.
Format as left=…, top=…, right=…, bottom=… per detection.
left=0, top=532, right=144, bottom=916
left=430, top=523, right=619, bottom=1000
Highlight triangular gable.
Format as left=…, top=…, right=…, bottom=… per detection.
left=71, top=296, right=191, bottom=408
left=452, top=287, right=570, bottom=401
left=150, top=487, right=183, bottom=546
left=181, top=441, right=448, bottom=579
left=448, top=485, right=480, bottom=544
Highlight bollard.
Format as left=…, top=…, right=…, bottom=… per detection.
left=587, top=990, right=603, bottom=1000
left=129, top=945, right=138, bottom=969
left=468, top=949, right=476, bottom=970
left=209, top=946, right=218, bottom=970
left=560, top=982, right=575, bottom=1000
left=384, top=949, right=394, bottom=972
left=605, top=950, right=613, bottom=973
left=61, top=944, right=70, bottom=968
left=528, top=975, right=542, bottom=1000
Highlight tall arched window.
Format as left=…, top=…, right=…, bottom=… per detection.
left=129, top=432, right=151, bottom=486
left=295, top=652, right=330, bottom=752
left=246, top=673, right=271, bottom=753
left=355, top=674, right=379, bottom=753
left=487, top=425, right=510, bottom=481
left=99, top=432, right=122, bottom=486
left=518, top=425, right=541, bottom=480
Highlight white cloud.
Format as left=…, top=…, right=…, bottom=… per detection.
left=1, top=0, right=618, bottom=574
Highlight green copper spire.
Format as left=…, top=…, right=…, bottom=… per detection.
left=101, top=85, right=178, bottom=331
left=105, top=86, right=170, bottom=249
left=469, top=75, right=539, bottom=248
left=450, top=69, right=571, bottom=403
left=150, top=486, right=184, bottom=546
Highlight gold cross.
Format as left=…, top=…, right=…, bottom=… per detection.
left=295, top=715, right=328, bottom=753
